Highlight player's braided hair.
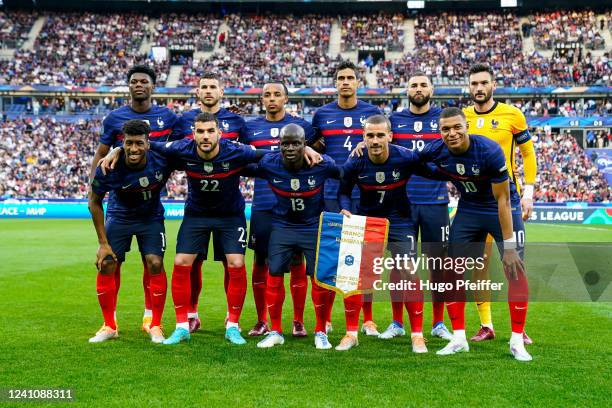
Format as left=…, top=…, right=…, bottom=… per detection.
left=122, top=119, right=151, bottom=138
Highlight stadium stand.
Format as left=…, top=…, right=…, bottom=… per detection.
left=0, top=10, right=37, bottom=49
left=532, top=9, right=605, bottom=50
left=340, top=13, right=404, bottom=51
left=150, top=13, right=222, bottom=51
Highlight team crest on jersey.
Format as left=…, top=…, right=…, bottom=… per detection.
left=476, top=118, right=485, bottom=129
left=139, top=177, right=149, bottom=187
left=471, top=165, right=480, bottom=175
left=344, top=117, right=353, bottom=128
left=156, top=117, right=164, bottom=128
left=456, top=163, right=465, bottom=175
left=155, top=171, right=163, bottom=181
left=491, top=119, right=499, bottom=129
left=271, top=128, right=279, bottom=138
left=203, top=162, right=214, bottom=173
left=392, top=169, right=400, bottom=181
left=291, top=179, right=300, bottom=191
left=222, top=120, right=230, bottom=131
left=308, top=176, right=316, bottom=187
left=375, top=172, right=385, bottom=183
left=222, top=162, right=230, bottom=171
left=430, top=120, right=438, bottom=130
left=414, top=121, right=423, bottom=132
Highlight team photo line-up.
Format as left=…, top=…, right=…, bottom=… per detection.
left=88, top=59, right=536, bottom=362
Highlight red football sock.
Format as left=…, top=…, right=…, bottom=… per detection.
left=508, top=270, right=529, bottom=333
left=150, top=272, right=167, bottom=327
left=97, top=272, right=116, bottom=330
left=143, top=262, right=152, bottom=311
left=362, top=294, right=373, bottom=322
left=310, top=277, right=328, bottom=333
left=114, top=263, right=121, bottom=299
left=325, top=290, right=336, bottom=323
left=446, top=301, right=465, bottom=331
left=171, top=264, right=191, bottom=324
left=227, top=265, right=247, bottom=324
left=390, top=269, right=404, bottom=324
left=404, top=277, right=424, bottom=333
left=290, top=262, right=307, bottom=322
left=223, top=260, right=230, bottom=294
left=252, top=263, right=268, bottom=322
left=266, top=274, right=285, bottom=333
left=189, top=258, right=203, bottom=314
left=432, top=302, right=445, bottom=326
left=344, top=294, right=362, bottom=332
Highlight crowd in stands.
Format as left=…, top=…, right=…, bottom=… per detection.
left=512, top=98, right=611, bottom=117
left=180, top=14, right=338, bottom=88
left=340, top=13, right=404, bottom=51
left=0, top=12, right=166, bottom=87
left=0, top=10, right=37, bottom=49
left=531, top=10, right=605, bottom=50
left=0, top=116, right=608, bottom=203
left=586, top=129, right=611, bottom=148
left=150, top=13, right=221, bottom=51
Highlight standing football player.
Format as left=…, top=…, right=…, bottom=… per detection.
left=241, top=82, right=314, bottom=337
left=245, top=124, right=340, bottom=349
left=89, top=65, right=191, bottom=334
left=311, top=60, right=382, bottom=336
left=463, top=64, right=536, bottom=344
left=417, top=108, right=531, bottom=362
left=181, top=73, right=247, bottom=334
left=88, top=120, right=171, bottom=344
left=339, top=115, right=427, bottom=353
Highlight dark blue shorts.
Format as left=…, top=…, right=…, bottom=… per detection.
left=325, top=198, right=359, bottom=214
left=387, top=220, right=417, bottom=258
left=411, top=203, right=450, bottom=254
left=449, top=209, right=525, bottom=259
left=248, top=209, right=273, bottom=256
left=176, top=213, right=247, bottom=256
left=268, top=225, right=317, bottom=277
left=106, top=218, right=166, bottom=262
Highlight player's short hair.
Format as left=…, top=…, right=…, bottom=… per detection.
left=127, top=65, right=157, bottom=85
left=263, top=81, right=289, bottom=96
left=363, top=114, right=392, bottom=132
left=280, top=123, right=305, bottom=140
left=468, top=63, right=495, bottom=80
left=334, top=60, right=359, bottom=79
left=199, top=72, right=223, bottom=86
left=194, top=112, right=219, bottom=127
left=440, top=107, right=466, bottom=121
left=408, top=71, right=431, bottom=83
left=122, top=119, right=151, bottom=138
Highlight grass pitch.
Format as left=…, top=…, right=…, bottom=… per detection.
left=0, top=220, right=611, bottom=407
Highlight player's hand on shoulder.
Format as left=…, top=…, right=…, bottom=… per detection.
left=340, top=209, right=352, bottom=218
left=350, top=141, right=366, bottom=158
left=98, top=147, right=122, bottom=175
left=96, top=243, right=117, bottom=271
left=304, top=146, right=323, bottom=167
left=227, top=104, right=246, bottom=115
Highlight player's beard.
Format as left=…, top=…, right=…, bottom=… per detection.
left=197, top=139, right=218, bottom=154
left=409, top=93, right=430, bottom=108
left=200, top=96, right=219, bottom=108
left=471, top=89, right=493, bottom=105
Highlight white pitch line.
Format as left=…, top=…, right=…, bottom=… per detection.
left=530, top=224, right=612, bottom=232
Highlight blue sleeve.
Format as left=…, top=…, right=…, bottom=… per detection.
left=150, top=140, right=182, bottom=158
left=310, top=111, right=322, bottom=143
left=487, top=144, right=510, bottom=184
left=414, top=139, right=438, bottom=163
left=239, top=143, right=266, bottom=163
left=170, top=115, right=192, bottom=141
left=237, top=117, right=249, bottom=144
left=99, top=114, right=116, bottom=146
left=301, top=119, right=316, bottom=145
left=240, top=163, right=262, bottom=178
left=91, top=166, right=112, bottom=197
left=338, top=159, right=357, bottom=211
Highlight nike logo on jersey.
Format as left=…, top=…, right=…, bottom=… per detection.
left=122, top=185, right=131, bottom=189
left=187, top=163, right=198, bottom=166
left=273, top=179, right=283, bottom=183
left=326, top=120, right=336, bottom=124
left=358, top=175, right=368, bottom=179
left=254, top=131, right=264, bottom=136
left=397, top=124, right=407, bottom=128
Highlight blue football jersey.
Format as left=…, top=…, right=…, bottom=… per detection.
left=100, top=105, right=191, bottom=147
left=181, top=107, right=247, bottom=141
left=390, top=106, right=449, bottom=204
left=417, top=135, right=521, bottom=215
left=253, top=153, right=340, bottom=227
left=312, top=100, right=382, bottom=200
left=91, top=150, right=172, bottom=222
left=242, top=114, right=316, bottom=211
left=150, top=138, right=259, bottom=216
left=340, top=144, right=420, bottom=225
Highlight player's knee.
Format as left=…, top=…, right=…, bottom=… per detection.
left=146, top=257, right=164, bottom=275
left=174, top=254, right=195, bottom=267
left=101, top=259, right=117, bottom=275
left=226, top=257, right=244, bottom=269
